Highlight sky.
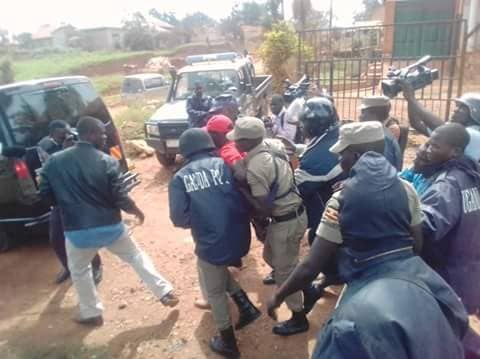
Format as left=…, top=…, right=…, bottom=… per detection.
left=0, top=0, right=364, bottom=35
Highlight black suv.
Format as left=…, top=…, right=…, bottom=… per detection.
left=0, top=76, right=128, bottom=252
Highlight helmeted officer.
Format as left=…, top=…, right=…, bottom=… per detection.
left=169, top=128, right=260, bottom=358
left=296, top=97, right=344, bottom=245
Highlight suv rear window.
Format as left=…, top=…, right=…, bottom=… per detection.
left=0, top=82, right=112, bottom=147
left=144, top=77, right=165, bottom=89
left=122, top=78, right=144, bottom=93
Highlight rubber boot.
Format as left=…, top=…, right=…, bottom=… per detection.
left=231, top=290, right=261, bottom=330
left=210, top=326, right=240, bottom=358
left=272, top=310, right=309, bottom=336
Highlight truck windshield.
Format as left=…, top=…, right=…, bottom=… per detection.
left=175, top=70, right=239, bottom=100
left=0, top=82, right=112, bottom=147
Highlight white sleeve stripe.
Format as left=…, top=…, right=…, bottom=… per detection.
left=295, top=164, right=343, bottom=185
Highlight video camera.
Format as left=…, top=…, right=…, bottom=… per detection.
left=381, top=55, right=439, bottom=99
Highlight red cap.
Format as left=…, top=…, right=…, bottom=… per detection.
left=206, top=115, right=233, bottom=134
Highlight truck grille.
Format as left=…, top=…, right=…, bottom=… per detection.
left=158, top=123, right=189, bottom=139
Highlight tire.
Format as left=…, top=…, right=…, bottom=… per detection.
left=155, top=152, right=176, bottom=167
left=0, top=226, right=14, bottom=253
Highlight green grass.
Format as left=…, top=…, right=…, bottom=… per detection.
left=7, top=50, right=151, bottom=81
left=91, top=73, right=124, bottom=96
left=114, top=105, right=157, bottom=143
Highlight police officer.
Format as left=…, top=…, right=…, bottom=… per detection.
left=227, top=117, right=309, bottom=336
left=186, top=83, right=213, bottom=128
left=295, top=97, right=344, bottom=245
left=399, top=80, right=480, bottom=162
left=267, top=121, right=468, bottom=358
left=416, top=123, right=480, bottom=357
left=359, top=96, right=403, bottom=171
left=169, top=128, right=260, bottom=358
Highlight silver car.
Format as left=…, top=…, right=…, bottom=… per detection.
left=121, top=73, right=170, bottom=104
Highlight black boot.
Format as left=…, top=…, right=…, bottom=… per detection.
left=272, top=310, right=309, bottom=336
left=303, top=283, right=325, bottom=315
left=231, top=290, right=261, bottom=330
left=210, top=326, right=240, bottom=358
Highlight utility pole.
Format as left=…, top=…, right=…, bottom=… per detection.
left=328, top=0, right=334, bottom=94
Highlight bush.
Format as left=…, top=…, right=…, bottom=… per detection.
left=0, top=59, right=14, bottom=85
left=260, top=22, right=305, bottom=92
left=114, top=105, right=156, bottom=142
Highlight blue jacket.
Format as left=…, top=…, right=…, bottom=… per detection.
left=39, top=142, right=135, bottom=231
left=384, top=128, right=403, bottom=171
left=169, top=153, right=251, bottom=265
left=297, top=126, right=344, bottom=231
left=186, top=94, right=213, bottom=128
left=313, top=255, right=468, bottom=359
left=421, top=156, right=480, bottom=314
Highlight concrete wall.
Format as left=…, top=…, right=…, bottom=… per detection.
left=80, top=28, right=125, bottom=51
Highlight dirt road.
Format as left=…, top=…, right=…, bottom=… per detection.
left=0, top=156, right=337, bottom=359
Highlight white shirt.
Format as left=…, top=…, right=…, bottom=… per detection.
left=272, top=109, right=297, bottom=142
left=286, top=97, right=305, bottom=125
left=465, top=125, right=480, bottom=162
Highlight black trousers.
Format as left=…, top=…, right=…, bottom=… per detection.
left=49, top=206, right=101, bottom=271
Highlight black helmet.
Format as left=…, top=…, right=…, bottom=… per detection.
left=179, top=128, right=215, bottom=158
left=300, top=97, right=338, bottom=138
left=455, top=93, right=480, bottom=125
left=301, top=97, right=338, bottom=124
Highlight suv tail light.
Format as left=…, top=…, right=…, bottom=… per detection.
left=14, top=159, right=31, bottom=180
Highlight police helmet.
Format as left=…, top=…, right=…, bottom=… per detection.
left=179, top=128, right=216, bottom=158
left=301, top=97, right=338, bottom=125
left=455, top=93, right=480, bottom=125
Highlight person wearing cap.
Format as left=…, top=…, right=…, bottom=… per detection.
left=359, top=95, right=404, bottom=171
left=399, top=80, right=480, bottom=162
left=206, top=115, right=245, bottom=168
left=169, top=128, right=260, bottom=358
left=270, top=94, right=297, bottom=143
left=227, top=117, right=309, bottom=337
left=266, top=121, right=468, bottom=358
left=186, top=83, right=213, bottom=128
left=38, top=119, right=103, bottom=284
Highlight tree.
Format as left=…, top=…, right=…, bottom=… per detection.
left=260, top=22, right=298, bottom=91
left=149, top=9, right=179, bottom=26
left=0, top=60, right=14, bottom=85
left=0, top=29, right=9, bottom=48
left=292, top=0, right=312, bottom=30
left=123, top=12, right=156, bottom=51
left=179, top=12, right=216, bottom=43
left=268, top=0, right=284, bottom=21
left=15, top=32, right=33, bottom=49
left=354, top=0, right=384, bottom=22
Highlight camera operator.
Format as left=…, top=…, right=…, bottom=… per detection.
left=399, top=80, right=480, bottom=162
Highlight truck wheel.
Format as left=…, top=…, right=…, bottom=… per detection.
left=156, top=152, right=176, bottom=167
left=0, top=227, right=14, bottom=253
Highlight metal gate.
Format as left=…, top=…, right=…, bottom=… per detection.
left=297, top=19, right=467, bottom=122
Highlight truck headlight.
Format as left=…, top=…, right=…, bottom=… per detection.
left=146, top=124, right=160, bottom=137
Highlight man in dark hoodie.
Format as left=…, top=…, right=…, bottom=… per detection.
left=266, top=121, right=468, bottom=358
left=418, top=123, right=480, bottom=358
left=169, top=128, right=260, bottom=358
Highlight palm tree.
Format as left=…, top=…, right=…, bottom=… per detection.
left=292, top=0, right=312, bottom=31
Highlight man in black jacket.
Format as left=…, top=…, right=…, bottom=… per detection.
left=40, top=116, right=178, bottom=326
